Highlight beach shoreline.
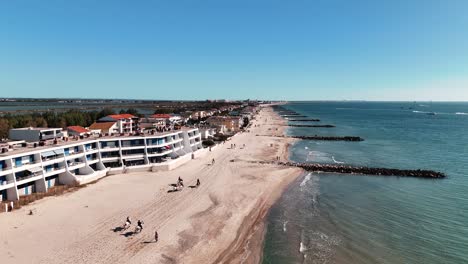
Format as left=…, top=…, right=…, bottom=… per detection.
left=0, top=105, right=303, bottom=264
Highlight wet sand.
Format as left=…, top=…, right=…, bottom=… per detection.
left=0, top=106, right=302, bottom=264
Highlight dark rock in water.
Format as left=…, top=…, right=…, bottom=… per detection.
left=287, top=124, right=335, bottom=128
left=278, top=162, right=446, bottom=179
left=290, top=135, right=364, bottom=141
left=288, top=119, right=321, bottom=122
left=281, top=115, right=308, bottom=118
left=256, top=134, right=364, bottom=141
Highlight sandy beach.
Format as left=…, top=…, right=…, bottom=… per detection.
left=0, top=106, right=303, bottom=264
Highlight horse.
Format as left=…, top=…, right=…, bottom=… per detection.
left=122, top=221, right=131, bottom=231
left=134, top=225, right=143, bottom=234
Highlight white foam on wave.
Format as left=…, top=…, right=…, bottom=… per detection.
left=299, top=241, right=307, bottom=253
left=300, top=173, right=312, bottom=188
left=304, top=146, right=309, bottom=150
left=456, top=112, right=468, bottom=115
left=332, top=156, right=344, bottom=164
left=283, top=221, right=288, bottom=232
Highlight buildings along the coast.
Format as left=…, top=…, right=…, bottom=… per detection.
left=0, top=128, right=202, bottom=202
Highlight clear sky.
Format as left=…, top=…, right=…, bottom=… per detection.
left=1, top=0, right=468, bottom=101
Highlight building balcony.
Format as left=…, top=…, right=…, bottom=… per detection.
left=87, top=159, right=99, bottom=165
left=120, top=145, right=145, bottom=150
left=85, top=148, right=99, bottom=154
left=15, top=174, right=43, bottom=186
left=65, top=152, right=85, bottom=161
left=44, top=168, right=66, bottom=177
left=101, top=157, right=120, bottom=163
left=0, top=179, right=15, bottom=190
left=0, top=169, right=12, bottom=177
left=100, top=146, right=120, bottom=152
left=67, top=162, right=86, bottom=171
left=147, top=149, right=172, bottom=157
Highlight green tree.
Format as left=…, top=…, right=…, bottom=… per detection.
left=97, top=108, right=116, bottom=120
left=0, top=118, right=9, bottom=139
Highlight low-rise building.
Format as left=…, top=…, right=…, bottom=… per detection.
left=67, top=126, right=91, bottom=137
left=88, top=122, right=119, bottom=135
left=206, top=116, right=241, bottom=133
left=138, top=116, right=167, bottom=131
left=98, top=114, right=138, bottom=133
left=9, top=127, right=64, bottom=142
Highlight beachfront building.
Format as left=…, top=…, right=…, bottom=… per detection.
left=67, top=126, right=91, bottom=137
left=88, top=122, right=119, bottom=135
left=199, top=128, right=216, bottom=139
left=138, top=115, right=169, bottom=131
left=98, top=114, right=138, bottom=134
left=206, top=116, right=241, bottom=134
left=9, top=127, right=64, bottom=142
left=0, top=128, right=203, bottom=202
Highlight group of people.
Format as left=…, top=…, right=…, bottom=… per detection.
left=122, top=217, right=158, bottom=242
left=122, top=217, right=145, bottom=233
left=171, top=176, right=201, bottom=191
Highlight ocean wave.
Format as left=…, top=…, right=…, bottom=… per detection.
left=456, top=112, right=468, bottom=115
left=304, top=146, right=309, bottom=149
left=300, top=173, right=312, bottom=188
left=299, top=241, right=307, bottom=253
left=332, top=156, right=345, bottom=164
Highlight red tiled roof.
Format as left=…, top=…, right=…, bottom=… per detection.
left=151, top=114, right=171, bottom=119
left=89, top=122, right=117, bottom=130
left=107, top=114, right=136, bottom=119
left=67, top=126, right=90, bottom=133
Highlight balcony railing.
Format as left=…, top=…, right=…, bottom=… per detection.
left=1, top=179, right=15, bottom=185
left=16, top=174, right=42, bottom=183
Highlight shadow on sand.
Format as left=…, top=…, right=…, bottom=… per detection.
left=112, top=226, right=124, bottom=232
left=121, top=231, right=135, bottom=237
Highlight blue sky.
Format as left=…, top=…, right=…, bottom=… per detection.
left=1, top=0, right=468, bottom=101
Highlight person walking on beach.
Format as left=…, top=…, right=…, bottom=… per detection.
left=154, top=231, right=159, bottom=242
left=212, top=158, right=215, bottom=165
left=196, top=178, right=201, bottom=187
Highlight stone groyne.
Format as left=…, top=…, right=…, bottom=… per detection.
left=287, top=119, right=321, bottom=122
left=280, top=162, right=446, bottom=179
left=287, top=124, right=335, bottom=128
left=257, top=135, right=364, bottom=141
left=248, top=160, right=445, bottom=179
left=280, top=115, right=308, bottom=118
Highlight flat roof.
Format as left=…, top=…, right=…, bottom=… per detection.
left=0, top=128, right=196, bottom=159
left=10, top=127, right=62, bottom=131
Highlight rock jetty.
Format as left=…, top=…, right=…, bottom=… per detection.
left=280, top=162, right=446, bottom=179
left=287, top=124, right=335, bottom=128
left=291, top=135, right=363, bottom=141
left=288, top=119, right=321, bottom=122
left=257, top=134, right=364, bottom=141
left=248, top=160, right=445, bottom=179
left=281, top=115, right=308, bottom=118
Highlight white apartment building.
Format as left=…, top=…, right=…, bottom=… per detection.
left=0, top=128, right=202, bottom=202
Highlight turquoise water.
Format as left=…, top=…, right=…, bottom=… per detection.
left=262, top=102, right=468, bottom=264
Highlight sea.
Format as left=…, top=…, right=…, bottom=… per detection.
left=262, top=102, right=468, bottom=264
